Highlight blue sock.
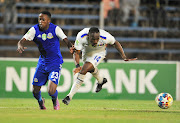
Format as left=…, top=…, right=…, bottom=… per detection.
left=49, top=90, right=58, bottom=105
left=33, top=91, right=42, bottom=102
left=49, top=90, right=58, bottom=100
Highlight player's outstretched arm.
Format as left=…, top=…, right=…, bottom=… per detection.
left=124, top=57, right=138, bottom=61
left=113, top=41, right=137, bottom=61
left=63, top=38, right=75, bottom=54
left=17, top=38, right=27, bottom=53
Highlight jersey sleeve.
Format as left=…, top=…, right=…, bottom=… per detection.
left=23, top=27, right=35, bottom=41
left=105, top=32, right=116, bottom=45
left=55, top=26, right=67, bottom=40
left=74, top=31, right=83, bottom=50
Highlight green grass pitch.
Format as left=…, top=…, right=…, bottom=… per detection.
left=0, top=98, right=180, bottom=123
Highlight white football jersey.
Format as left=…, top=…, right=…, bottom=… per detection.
left=74, top=28, right=116, bottom=58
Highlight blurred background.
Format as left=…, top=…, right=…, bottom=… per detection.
left=0, top=0, right=180, bottom=61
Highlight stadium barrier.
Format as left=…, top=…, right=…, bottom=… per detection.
left=0, top=57, right=179, bottom=100
left=1, top=46, right=180, bottom=54
left=1, top=33, right=180, bottom=43
left=0, top=24, right=178, bottom=32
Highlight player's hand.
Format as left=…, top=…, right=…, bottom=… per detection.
left=17, top=45, right=27, bottom=53
left=69, top=45, right=76, bottom=54
left=124, top=57, right=137, bottom=61
left=73, top=66, right=82, bottom=75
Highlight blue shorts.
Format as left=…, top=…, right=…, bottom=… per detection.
left=32, top=63, right=62, bottom=86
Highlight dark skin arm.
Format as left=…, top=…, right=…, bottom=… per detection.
left=113, top=41, right=127, bottom=60
left=63, top=38, right=75, bottom=54
left=73, top=50, right=81, bottom=66
left=17, top=38, right=28, bottom=53
left=63, top=38, right=72, bottom=48
left=72, top=50, right=83, bottom=74
left=113, top=41, right=137, bottom=61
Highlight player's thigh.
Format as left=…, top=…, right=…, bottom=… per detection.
left=33, top=72, right=48, bottom=86
left=32, top=69, right=48, bottom=86
left=81, top=62, right=94, bottom=74
left=48, top=67, right=62, bottom=85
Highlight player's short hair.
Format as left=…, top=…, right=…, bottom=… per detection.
left=40, top=11, right=51, bottom=19
left=89, top=27, right=99, bottom=34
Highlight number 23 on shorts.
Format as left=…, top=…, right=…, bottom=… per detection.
left=51, top=71, right=59, bottom=82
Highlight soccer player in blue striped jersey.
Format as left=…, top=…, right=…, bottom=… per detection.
left=62, top=27, right=137, bottom=105
left=17, top=11, right=74, bottom=110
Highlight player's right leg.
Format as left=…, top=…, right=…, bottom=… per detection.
left=32, top=64, right=48, bottom=110
left=33, top=85, right=46, bottom=110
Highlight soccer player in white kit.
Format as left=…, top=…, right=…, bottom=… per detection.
left=62, top=27, right=136, bottom=105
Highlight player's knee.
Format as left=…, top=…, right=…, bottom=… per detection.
left=48, top=88, right=56, bottom=95
left=32, top=86, right=41, bottom=94
left=33, top=89, right=40, bottom=94
left=79, top=69, right=88, bottom=75
left=88, top=68, right=95, bottom=73
left=91, top=67, right=98, bottom=75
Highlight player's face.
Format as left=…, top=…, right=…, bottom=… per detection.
left=38, top=13, right=50, bottom=30
left=88, top=32, right=100, bottom=47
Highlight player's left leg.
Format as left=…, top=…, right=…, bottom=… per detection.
left=91, top=67, right=103, bottom=84
left=48, top=66, right=62, bottom=110
left=48, top=80, right=60, bottom=110
left=62, top=62, right=94, bottom=105
left=87, top=54, right=108, bottom=93
left=91, top=67, right=107, bottom=93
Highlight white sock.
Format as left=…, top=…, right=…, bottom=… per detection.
left=92, top=67, right=103, bottom=84
left=68, top=73, right=85, bottom=99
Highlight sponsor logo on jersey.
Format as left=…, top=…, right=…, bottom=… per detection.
left=42, top=33, right=47, bottom=41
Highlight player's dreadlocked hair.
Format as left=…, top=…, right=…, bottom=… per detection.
left=40, top=11, right=51, bottom=19
left=89, top=27, right=99, bottom=34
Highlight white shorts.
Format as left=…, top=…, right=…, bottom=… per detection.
left=82, top=53, right=105, bottom=67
